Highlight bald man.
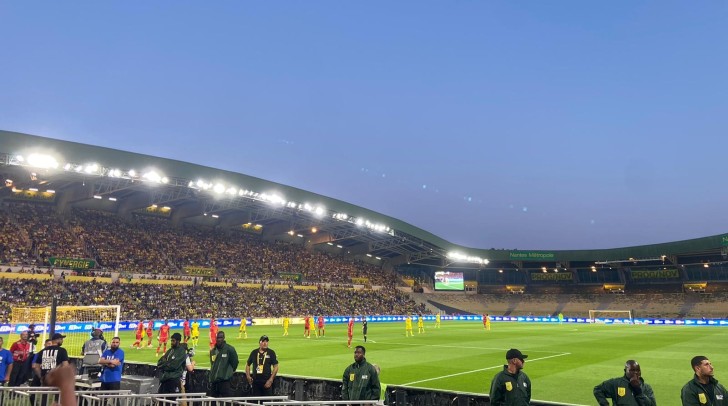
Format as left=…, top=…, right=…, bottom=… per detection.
left=594, top=360, right=656, bottom=406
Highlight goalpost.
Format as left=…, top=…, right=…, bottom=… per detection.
left=10, top=305, right=121, bottom=356
left=588, top=310, right=633, bottom=323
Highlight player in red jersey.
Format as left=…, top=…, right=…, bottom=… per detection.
left=304, top=316, right=311, bottom=338
left=347, top=317, right=354, bottom=348
left=209, top=318, right=218, bottom=349
left=146, top=320, right=154, bottom=347
left=156, top=320, right=170, bottom=357
left=183, top=318, right=191, bottom=343
left=132, top=320, right=144, bottom=349
left=317, top=316, right=325, bottom=337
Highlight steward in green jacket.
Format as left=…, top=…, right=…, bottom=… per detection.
left=682, top=356, right=727, bottom=406
left=594, top=360, right=656, bottom=406
left=156, top=333, right=187, bottom=393
left=489, top=349, right=531, bottom=406
left=208, top=331, right=239, bottom=397
left=342, top=345, right=380, bottom=401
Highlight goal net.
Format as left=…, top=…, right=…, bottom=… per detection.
left=588, top=310, right=633, bottom=323
left=10, top=305, right=120, bottom=356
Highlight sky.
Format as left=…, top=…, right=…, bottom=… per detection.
left=1, top=1, right=727, bottom=251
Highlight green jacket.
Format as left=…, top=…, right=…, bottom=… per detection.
left=156, top=346, right=187, bottom=382
left=682, top=375, right=727, bottom=406
left=594, top=375, right=656, bottom=406
left=342, top=358, right=380, bottom=401
left=489, top=366, right=531, bottom=406
left=209, top=343, right=239, bottom=383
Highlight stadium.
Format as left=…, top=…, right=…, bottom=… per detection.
left=1, top=130, right=728, bottom=405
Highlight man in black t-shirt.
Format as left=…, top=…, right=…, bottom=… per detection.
left=245, top=335, right=279, bottom=396
left=33, top=333, right=70, bottom=385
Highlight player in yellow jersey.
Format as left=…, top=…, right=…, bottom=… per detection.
left=238, top=317, right=248, bottom=339
left=417, top=315, right=425, bottom=334
left=308, top=315, right=317, bottom=338
left=282, top=317, right=290, bottom=336
left=405, top=316, right=414, bottom=337
left=484, top=313, right=491, bottom=331
left=191, top=319, right=200, bottom=348
left=435, top=313, right=441, bottom=328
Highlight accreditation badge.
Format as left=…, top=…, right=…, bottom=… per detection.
left=698, top=393, right=707, bottom=404
left=618, top=387, right=626, bottom=397
left=211, top=355, right=216, bottom=362
left=350, top=373, right=355, bottom=382
left=505, top=382, right=513, bottom=391
left=257, top=365, right=264, bottom=374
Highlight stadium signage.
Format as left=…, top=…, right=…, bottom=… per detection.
left=279, top=273, right=302, bottom=282
left=351, top=277, right=370, bottom=284
left=631, top=269, right=679, bottom=279
left=722, top=235, right=728, bottom=246
left=183, top=266, right=216, bottom=276
left=509, top=251, right=555, bottom=261
left=531, top=272, right=573, bottom=281
left=49, top=257, right=95, bottom=270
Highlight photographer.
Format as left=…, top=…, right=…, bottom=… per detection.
left=179, top=342, right=196, bottom=405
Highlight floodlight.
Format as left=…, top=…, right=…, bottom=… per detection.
left=46, top=190, right=55, bottom=194
left=311, top=227, right=317, bottom=233
left=128, top=169, right=137, bottom=177
left=15, top=155, right=24, bottom=162
left=161, top=177, right=169, bottom=184
left=109, top=197, right=117, bottom=201
left=336, top=245, right=343, bottom=248
left=85, top=163, right=99, bottom=174
left=143, top=171, right=163, bottom=183
left=367, top=254, right=372, bottom=257
left=28, top=188, right=38, bottom=192
left=213, top=184, right=225, bottom=194
left=327, top=242, right=333, bottom=246
left=93, top=195, right=102, bottom=199
left=375, top=257, right=381, bottom=260
left=288, top=231, right=294, bottom=236
left=27, top=154, right=58, bottom=169
left=64, top=163, right=72, bottom=170
left=212, top=214, right=219, bottom=218
left=297, top=234, right=304, bottom=238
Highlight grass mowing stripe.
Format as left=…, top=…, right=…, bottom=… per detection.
left=401, top=352, right=571, bottom=386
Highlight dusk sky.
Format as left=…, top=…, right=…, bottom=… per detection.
left=2, top=2, right=727, bottom=250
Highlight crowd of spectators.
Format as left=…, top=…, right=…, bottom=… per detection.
left=0, top=202, right=396, bottom=286
left=0, top=278, right=428, bottom=322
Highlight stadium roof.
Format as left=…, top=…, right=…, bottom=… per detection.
left=2, top=130, right=727, bottom=270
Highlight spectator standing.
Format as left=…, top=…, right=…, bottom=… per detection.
left=682, top=355, right=727, bottom=406
left=489, top=348, right=531, bottom=406
left=0, top=337, right=13, bottom=385
left=341, top=345, right=380, bottom=402
left=208, top=331, right=239, bottom=398
left=594, top=360, right=656, bottom=406
left=157, top=333, right=186, bottom=394
left=8, top=330, right=31, bottom=386
left=245, top=335, right=278, bottom=396
left=98, top=336, right=124, bottom=391
left=33, top=333, right=70, bottom=384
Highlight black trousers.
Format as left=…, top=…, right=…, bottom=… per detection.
left=158, top=379, right=181, bottom=394
left=207, top=380, right=233, bottom=397
left=251, top=378, right=274, bottom=396
left=101, top=381, right=121, bottom=390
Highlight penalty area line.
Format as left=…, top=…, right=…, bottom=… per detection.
left=400, top=352, right=571, bottom=386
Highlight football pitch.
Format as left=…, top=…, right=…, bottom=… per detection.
left=119, top=321, right=728, bottom=406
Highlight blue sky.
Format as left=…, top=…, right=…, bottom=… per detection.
left=1, top=1, right=727, bottom=250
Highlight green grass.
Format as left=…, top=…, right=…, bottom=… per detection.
left=119, top=321, right=728, bottom=406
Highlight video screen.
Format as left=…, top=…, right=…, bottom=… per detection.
left=434, top=271, right=464, bottom=291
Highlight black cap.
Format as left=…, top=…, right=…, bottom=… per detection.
left=51, top=333, right=66, bottom=341
left=171, top=332, right=182, bottom=341
left=506, top=348, right=527, bottom=362
left=259, top=335, right=269, bottom=342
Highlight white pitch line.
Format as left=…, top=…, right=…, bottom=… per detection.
left=374, top=341, right=567, bottom=354
left=400, top=352, right=571, bottom=386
